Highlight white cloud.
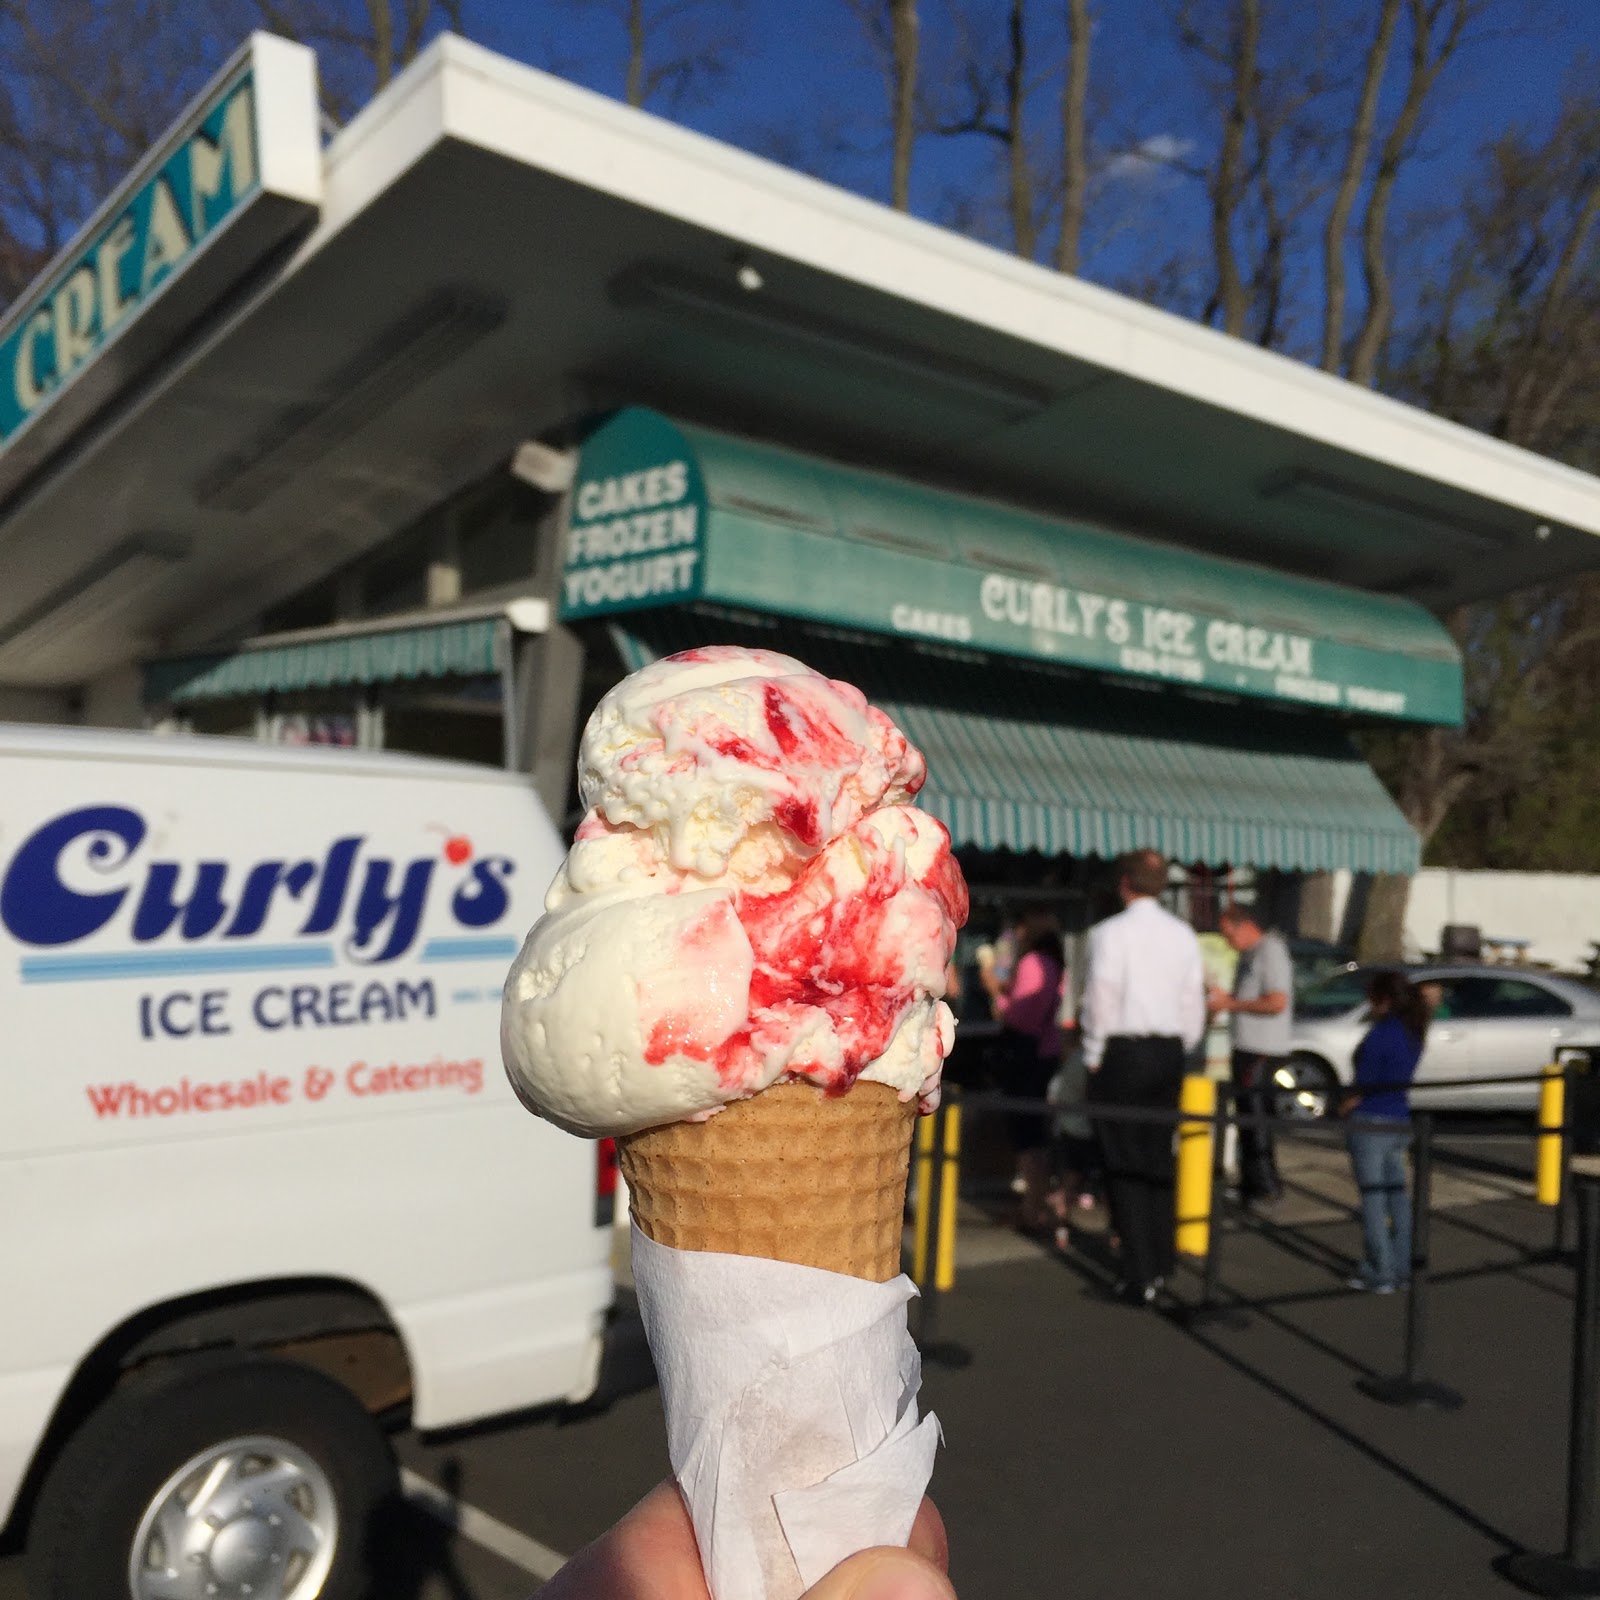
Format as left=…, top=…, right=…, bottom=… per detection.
left=1104, top=133, right=1195, bottom=183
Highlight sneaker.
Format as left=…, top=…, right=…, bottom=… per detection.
left=1346, top=1275, right=1396, bottom=1294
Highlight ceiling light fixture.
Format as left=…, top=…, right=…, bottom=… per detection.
left=196, top=287, right=507, bottom=514
left=0, top=537, right=188, bottom=667
left=510, top=440, right=577, bottom=493
left=610, top=263, right=1051, bottom=418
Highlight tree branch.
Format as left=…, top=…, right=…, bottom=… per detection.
left=1347, top=0, right=1472, bottom=386
left=365, top=0, right=396, bottom=88
left=1211, top=0, right=1258, bottom=337
left=1004, top=0, right=1034, bottom=257
left=1504, top=174, right=1600, bottom=442
left=1321, top=0, right=1401, bottom=372
left=890, top=0, right=919, bottom=209
left=1056, top=0, right=1091, bottom=273
left=626, top=0, right=646, bottom=106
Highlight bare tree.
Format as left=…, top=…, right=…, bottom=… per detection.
left=0, top=0, right=479, bottom=314
left=0, top=0, right=230, bottom=305
left=1369, top=90, right=1600, bottom=871
left=1172, top=0, right=1335, bottom=349
left=889, top=0, right=919, bottom=209
left=1400, top=90, right=1600, bottom=461
left=1319, top=0, right=1401, bottom=372
left=243, top=0, right=466, bottom=119
left=1493, top=104, right=1600, bottom=448
left=846, top=0, right=920, bottom=210
left=1344, top=0, right=1476, bottom=385
left=1199, top=0, right=1257, bottom=336
left=1055, top=0, right=1091, bottom=272
left=554, top=0, right=743, bottom=112
left=930, top=1, right=1040, bottom=255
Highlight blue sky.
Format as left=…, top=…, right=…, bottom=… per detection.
left=9, top=0, right=1592, bottom=355
left=464, top=0, right=1599, bottom=351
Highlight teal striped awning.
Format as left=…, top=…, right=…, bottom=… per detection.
left=569, top=408, right=1464, bottom=725
left=146, top=616, right=505, bottom=704
left=610, top=614, right=1420, bottom=875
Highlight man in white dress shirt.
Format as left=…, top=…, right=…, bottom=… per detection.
left=1081, top=848, right=1207, bottom=1303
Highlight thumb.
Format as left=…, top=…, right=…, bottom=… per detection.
left=800, top=1546, right=957, bottom=1600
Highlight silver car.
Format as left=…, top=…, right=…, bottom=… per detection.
left=1280, top=964, right=1600, bottom=1117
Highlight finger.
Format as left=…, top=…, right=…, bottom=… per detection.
left=800, top=1546, right=957, bottom=1600
left=620, top=1479, right=705, bottom=1568
left=538, top=1479, right=710, bottom=1600
left=906, top=1497, right=949, bottom=1573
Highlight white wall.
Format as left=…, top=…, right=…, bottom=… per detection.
left=81, top=665, right=144, bottom=729
left=1406, top=869, right=1600, bottom=972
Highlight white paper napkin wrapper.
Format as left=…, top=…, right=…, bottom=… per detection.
left=631, top=1223, right=941, bottom=1600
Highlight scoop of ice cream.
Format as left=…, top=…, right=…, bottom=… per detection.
left=576, top=645, right=925, bottom=878
left=502, top=647, right=968, bottom=1138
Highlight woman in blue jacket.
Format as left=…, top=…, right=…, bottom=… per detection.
left=1341, top=971, right=1429, bottom=1293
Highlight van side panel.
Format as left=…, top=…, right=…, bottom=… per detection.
left=0, top=743, right=612, bottom=1525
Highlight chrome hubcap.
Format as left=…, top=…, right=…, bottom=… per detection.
left=128, top=1436, right=337, bottom=1600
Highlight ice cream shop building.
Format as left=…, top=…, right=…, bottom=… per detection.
left=4, top=32, right=1600, bottom=939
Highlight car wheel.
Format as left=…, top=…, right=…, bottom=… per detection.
left=1274, top=1054, right=1339, bottom=1120
left=26, top=1352, right=397, bottom=1600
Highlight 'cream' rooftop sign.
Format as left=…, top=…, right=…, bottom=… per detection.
left=0, top=33, right=320, bottom=497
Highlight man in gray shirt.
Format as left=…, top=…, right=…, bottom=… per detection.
left=1210, top=906, right=1294, bottom=1202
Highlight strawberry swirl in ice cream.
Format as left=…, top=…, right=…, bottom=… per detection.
left=501, top=646, right=969, bottom=1138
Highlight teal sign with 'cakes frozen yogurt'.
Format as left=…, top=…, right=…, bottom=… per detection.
left=561, top=409, right=708, bottom=619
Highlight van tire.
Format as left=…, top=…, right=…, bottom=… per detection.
left=25, top=1352, right=397, bottom=1600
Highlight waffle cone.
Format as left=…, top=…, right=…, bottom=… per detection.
left=618, top=1080, right=917, bottom=1281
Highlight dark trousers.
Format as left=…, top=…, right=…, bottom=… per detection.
left=1090, top=1036, right=1186, bottom=1289
left=1231, top=1049, right=1284, bottom=1199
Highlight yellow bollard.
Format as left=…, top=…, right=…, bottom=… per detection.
left=935, top=1098, right=962, bottom=1292
left=912, top=1110, right=936, bottom=1284
left=1537, top=1061, right=1566, bottom=1208
left=1176, top=1073, right=1217, bottom=1259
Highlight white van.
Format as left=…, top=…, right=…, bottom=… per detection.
left=0, top=726, right=613, bottom=1600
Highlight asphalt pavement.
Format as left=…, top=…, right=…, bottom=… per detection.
left=0, top=1124, right=1580, bottom=1599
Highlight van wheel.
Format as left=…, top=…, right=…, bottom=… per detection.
left=26, top=1353, right=397, bottom=1600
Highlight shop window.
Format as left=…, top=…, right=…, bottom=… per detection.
left=270, top=711, right=359, bottom=748
left=380, top=677, right=504, bottom=769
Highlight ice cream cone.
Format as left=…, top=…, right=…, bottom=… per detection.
left=618, top=1080, right=916, bottom=1282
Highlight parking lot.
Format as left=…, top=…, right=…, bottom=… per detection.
left=0, top=1127, right=1577, bottom=1599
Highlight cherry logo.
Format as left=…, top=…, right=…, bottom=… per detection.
left=427, top=822, right=474, bottom=865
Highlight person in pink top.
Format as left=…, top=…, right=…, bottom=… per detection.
left=980, top=913, right=1067, bottom=1232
